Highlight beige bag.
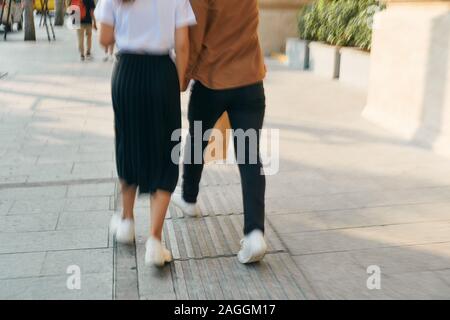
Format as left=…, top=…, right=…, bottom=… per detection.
left=204, top=112, right=231, bottom=163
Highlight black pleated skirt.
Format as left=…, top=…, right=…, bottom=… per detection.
left=111, top=53, right=181, bottom=194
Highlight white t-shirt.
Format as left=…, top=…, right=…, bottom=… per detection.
left=94, top=0, right=196, bottom=54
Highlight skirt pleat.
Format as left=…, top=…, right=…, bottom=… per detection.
left=111, top=53, right=181, bottom=194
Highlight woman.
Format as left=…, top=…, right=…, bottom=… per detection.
left=95, top=0, right=196, bottom=267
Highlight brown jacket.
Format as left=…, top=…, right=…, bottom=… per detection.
left=186, top=0, right=266, bottom=90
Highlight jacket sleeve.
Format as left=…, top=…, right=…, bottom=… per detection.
left=186, top=0, right=209, bottom=81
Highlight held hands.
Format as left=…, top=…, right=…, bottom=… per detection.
left=180, top=78, right=190, bottom=92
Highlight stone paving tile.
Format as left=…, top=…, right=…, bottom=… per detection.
left=40, top=248, right=113, bottom=276
left=9, top=199, right=66, bottom=215
left=268, top=202, right=450, bottom=234
left=347, top=186, right=450, bottom=209
left=0, top=175, right=29, bottom=184
left=294, top=242, right=450, bottom=285
left=0, top=228, right=109, bottom=254
left=114, top=243, right=139, bottom=300
left=0, top=163, right=73, bottom=178
left=0, top=185, right=67, bottom=200
left=56, top=210, right=113, bottom=230
left=71, top=162, right=116, bottom=178
left=79, top=144, right=115, bottom=154
left=265, top=193, right=358, bottom=215
left=64, top=196, right=112, bottom=212
left=265, top=187, right=450, bottom=216
left=0, top=199, right=13, bottom=215
left=66, top=182, right=116, bottom=198
left=26, top=172, right=77, bottom=184
left=0, top=213, right=58, bottom=232
left=0, top=154, right=39, bottom=166
left=37, top=152, right=113, bottom=165
left=295, top=258, right=450, bottom=300
left=0, top=272, right=112, bottom=300
left=384, top=270, right=450, bottom=300
left=283, top=221, right=450, bottom=256
left=18, top=146, right=80, bottom=157
left=0, top=252, right=46, bottom=280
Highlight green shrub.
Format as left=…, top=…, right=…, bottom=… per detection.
left=297, top=0, right=385, bottom=51
left=345, top=0, right=386, bottom=50
left=297, top=1, right=319, bottom=41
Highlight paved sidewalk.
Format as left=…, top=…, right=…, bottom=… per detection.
left=1, top=25, right=450, bottom=299
left=0, top=25, right=118, bottom=299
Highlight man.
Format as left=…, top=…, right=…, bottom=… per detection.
left=172, top=0, right=267, bottom=264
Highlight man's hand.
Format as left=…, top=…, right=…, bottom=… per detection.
left=93, top=22, right=97, bottom=31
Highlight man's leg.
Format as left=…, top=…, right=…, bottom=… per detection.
left=227, top=82, right=266, bottom=235
left=182, top=82, right=226, bottom=203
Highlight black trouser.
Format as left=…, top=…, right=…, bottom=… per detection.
left=182, top=81, right=266, bottom=235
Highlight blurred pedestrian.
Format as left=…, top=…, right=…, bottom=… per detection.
left=71, top=0, right=97, bottom=61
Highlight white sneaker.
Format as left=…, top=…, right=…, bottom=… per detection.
left=145, top=237, right=172, bottom=267
left=237, top=230, right=267, bottom=264
left=171, top=188, right=200, bottom=218
left=110, top=214, right=135, bottom=244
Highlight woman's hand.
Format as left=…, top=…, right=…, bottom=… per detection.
left=98, top=23, right=114, bottom=48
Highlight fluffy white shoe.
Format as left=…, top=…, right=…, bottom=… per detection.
left=110, top=214, right=135, bottom=244
left=237, top=230, right=267, bottom=264
left=171, top=188, right=200, bottom=218
left=145, top=237, right=172, bottom=267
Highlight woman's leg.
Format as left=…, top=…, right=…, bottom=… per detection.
left=121, top=181, right=137, bottom=220
left=149, top=190, right=171, bottom=240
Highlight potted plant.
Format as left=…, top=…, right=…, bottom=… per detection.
left=308, top=0, right=361, bottom=79
left=338, top=0, right=385, bottom=89
left=292, top=0, right=385, bottom=82
left=286, top=3, right=315, bottom=70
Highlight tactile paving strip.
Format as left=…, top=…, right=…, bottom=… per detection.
left=170, top=253, right=309, bottom=300
left=132, top=200, right=316, bottom=300
left=162, top=214, right=285, bottom=261
left=200, top=164, right=241, bottom=187
left=129, top=163, right=316, bottom=300
left=166, top=184, right=243, bottom=219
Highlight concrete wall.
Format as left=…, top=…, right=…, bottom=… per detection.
left=363, top=1, right=450, bottom=156
left=258, top=0, right=308, bottom=54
